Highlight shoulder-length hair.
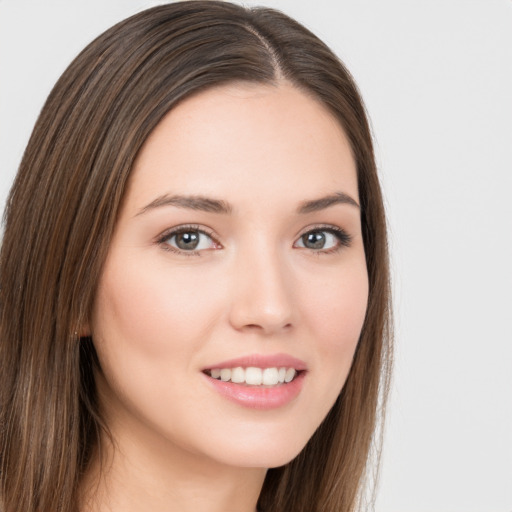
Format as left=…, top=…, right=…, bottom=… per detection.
left=0, top=2, right=392, bottom=511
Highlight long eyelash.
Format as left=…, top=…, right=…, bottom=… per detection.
left=303, top=225, right=353, bottom=255
left=156, top=224, right=352, bottom=256
left=155, top=224, right=218, bottom=257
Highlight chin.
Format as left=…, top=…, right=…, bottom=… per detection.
left=195, top=422, right=316, bottom=469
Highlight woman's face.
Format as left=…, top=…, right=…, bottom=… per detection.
left=91, top=82, right=368, bottom=469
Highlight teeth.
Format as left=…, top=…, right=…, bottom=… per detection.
left=285, top=368, right=296, bottom=383
left=208, top=366, right=299, bottom=386
left=245, top=367, right=262, bottom=385
left=262, top=367, right=279, bottom=386
left=220, top=368, right=231, bottom=382
left=231, top=367, right=245, bottom=383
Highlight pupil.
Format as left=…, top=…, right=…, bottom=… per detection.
left=176, top=232, right=199, bottom=250
left=304, top=232, right=325, bottom=249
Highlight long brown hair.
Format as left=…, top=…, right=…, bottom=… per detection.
left=0, top=2, right=392, bottom=511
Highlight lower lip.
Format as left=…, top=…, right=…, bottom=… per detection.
left=203, top=372, right=306, bottom=410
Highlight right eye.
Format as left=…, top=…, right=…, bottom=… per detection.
left=158, top=225, right=220, bottom=255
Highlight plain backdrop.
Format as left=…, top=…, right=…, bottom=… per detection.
left=1, top=1, right=511, bottom=511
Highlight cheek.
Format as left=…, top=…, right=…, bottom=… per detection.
left=306, top=261, right=368, bottom=339
left=299, top=258, right=369, bottom=385
left=89, top=252, right=225, bottom=433
left=92, top=252, right=223, bottom=360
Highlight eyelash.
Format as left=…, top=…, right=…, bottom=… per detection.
left=300, top=225, right=353, bottom=255
left=156, top=224, right=352, bottom=257
left=156, top=224, right=219, bottom=257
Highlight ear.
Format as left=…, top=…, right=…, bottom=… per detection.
left=77, top=319, right=92, bottom=339
left=80, top=326, right=91, bottom=338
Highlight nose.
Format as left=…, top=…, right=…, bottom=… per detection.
left=228, top=245, right=294, bottom=335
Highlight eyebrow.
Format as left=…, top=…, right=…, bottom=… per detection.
left=136, top=194, right=233, bottom=216
left=297, top=192, right=360, bottom=213
left=136, top=191, right=360, bottom=216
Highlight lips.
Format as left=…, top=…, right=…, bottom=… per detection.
left=202, top=353, right=307, bottom=409
left=203, top=353, right=308, bottom=372
left=206, top=366, right=299, bottom=386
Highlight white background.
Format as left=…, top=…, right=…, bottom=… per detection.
left=1, top=1, right=511, bottom=511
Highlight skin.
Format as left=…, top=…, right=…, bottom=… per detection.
left=83, top=82, right=369, bottom=512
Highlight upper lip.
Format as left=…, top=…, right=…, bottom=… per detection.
left=203, top=353, right=308, bottom=371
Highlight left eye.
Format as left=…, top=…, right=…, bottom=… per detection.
left=294, top=229, right=349, bottom=251
left=163, top=229, right=216, bottom=251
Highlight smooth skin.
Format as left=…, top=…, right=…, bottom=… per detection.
left=82, top=82, right=369, bottom=512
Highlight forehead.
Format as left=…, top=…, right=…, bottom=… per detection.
left=127, top=82, right=358, bottom=212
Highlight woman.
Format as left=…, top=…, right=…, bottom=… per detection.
left=0, top=2, right=392, bottom=511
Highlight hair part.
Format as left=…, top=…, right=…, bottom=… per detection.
left=0, top=2, right=392, bottom=511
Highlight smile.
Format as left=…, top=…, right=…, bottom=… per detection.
left=205, top=367, right=299, bottom=386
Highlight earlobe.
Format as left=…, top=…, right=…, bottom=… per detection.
left=77, top=321, right=92, bottom=339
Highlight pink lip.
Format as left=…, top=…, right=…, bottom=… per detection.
left=201, top=353, right=307, bottom=410
left=202, top=371, right=306, bottom=410
left=203, top=353, right=308, bottom=371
